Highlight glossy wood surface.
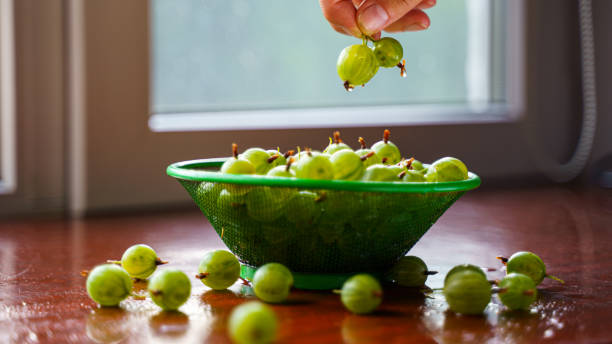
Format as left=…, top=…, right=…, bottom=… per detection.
left=1, top=186, right=611, bottom=343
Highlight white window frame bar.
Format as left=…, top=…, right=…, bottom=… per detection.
left=149, top=0, right=525, bottom=132
left=0, top=0, right=16, bottom=194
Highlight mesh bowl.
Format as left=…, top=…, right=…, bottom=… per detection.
left=167, top=158, right=481, bottom=289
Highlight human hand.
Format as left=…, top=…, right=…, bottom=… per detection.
left=319, top=0, right=436, bottom=39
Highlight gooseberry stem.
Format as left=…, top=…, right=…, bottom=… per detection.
left=358, top=137, right=367, bottom=149
left=150, top=289, right=163, bottom=296
left=283, top=150, right=294, bottom=159
left=496, top=256, right=509, bottom=265
left=383, top=129, right=390, bottom=144
left=267, top=154, right=280, bottom=164
left=404, top=157, right=415, bottom=170
left=332, top=289, right=342, bottom=295
left=398, top=59, right=406, bottom=78
left=285, top=157, right=295, bottom=172
left=239, top=277, right=252, bottom=286
left=195, top=272, right=210, bottom=279
left=80, top=270, right=89, bottom=277
left=424, top=270, right=438, bottom=276
left=155, top=257, right=168, bottom=265
left=232, top=143, right=239, bottom=159
left=398, top=170, right=406, bottom=179
left=106, top=260, right=122, bottom=266
left=360, top=151, right=375, bottom=161
left=546, top=274, right=565, bottom=284
left=333, top=131, right=343, bottom=144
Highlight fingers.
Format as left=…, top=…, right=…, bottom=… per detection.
left=383, top=9, right=430, bottom=32
left=416, top=0, right=436, bottom=10
left=356, top=0, right=431, bottom=35
left=319, top=0, right=362, bottom=37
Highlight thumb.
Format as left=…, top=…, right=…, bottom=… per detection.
left=356, top=0, right=423, bottom=35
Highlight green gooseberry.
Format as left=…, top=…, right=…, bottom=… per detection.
left=217, top=189, right=246, bottom=219
left=330, top=150, right=365, bottom=180
left=444, top=264, right=487, bottom=286
left=340, top=274, right=383, bottom=314
left=386, top=256, right=437, bottom=287
left=410, top=159, right=425, bottom=172
left=361, top=164, right=399, bottom=182
left=148, top=269, right=191, bottom=311
left=195, top=182, right=223, bottom=202
left=402, top=170, right=426, bottom=182
left=112, top=244, right=167, bottom=280
left=337, top=44, right=379, bottom=91
left=498, top=251, right=564, bottom=285
left=266, top=157, right=295, bottom=178
left=252, top=263, right=294, bottom=304
left=294, top=151, right=334, bottom=180
left=443, top=270, right=492, bottom=315
left=266, top=149, right=287, bottom=169
left=196, top=250, right=241, bottom=290
left=284, top=191, right=321, bottom=225
left=245, top=187, right=286, bottom=222
left=371, top=129, right=401, bottom=165
left=319, top=190, right=357, bottom=222
left=428, top=157, right=468, bottom=182
left=373, top=37, right=403, bottom=68
left=355, top=137, right=382, bottom=168
left=228, top=301, right=278, bottom=344
left=423, top=168, right=438, bottom=182
left=86, top=264, right=133, bottom=307
left=240, top=147, right=279, bottom=175
left=324, top=131, right=352, bottom=155
left=497, top=273, right=538, bottom=311
left=221, top=144, right=256, bottom=195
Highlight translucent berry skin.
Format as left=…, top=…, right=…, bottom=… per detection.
left=330, top=150, right=365, bottom=180
left=266, top=149, right=286, bottom=169
left=324, top=142, right=352, bottom=155
left=120, top=244, right=160, bottom=279
left=198, top=250, right=241, bottom=290
left=341, top=274, right=383, bottom=314
left=355, top=148, right=381, bottom=167
left=220, top=158, right=256, bottom=175
left=241, top=148, right=274, bottom=175
left=370, top=141, right=401, bottom=165
left=228, top=301, right=277, bottom=344
left=245, top=187, right=286, bottom=222
left=428, top=157, right=468, bottom=182
left=294, top=154, right=334, bottom=180
left=373, top=37, right=403, bottom=68
left=361, top=164, right=399, bottom=182
left=253, top=263, right=294, bottom=303
left=284, top=191, right=321, bottom=225
left=403, top=170, right=426, bottom=183
left=386, top=256, right=429, bottom=287
left=443, top=270, right=491, bottom=315
left=410, top=159, right=425, bottom=172
left=444, top=264, right=487, bottom=286
left=498, top=273, right=538, bottom=310
left=266, top=165, right=294, bottom=178
left=86, top=264, right=133, bottom=307
left=148, top=269, right=191, bottom=311
left=506, top=251, right=547, bottom=285
left=337, top=44, right=379, bottom=87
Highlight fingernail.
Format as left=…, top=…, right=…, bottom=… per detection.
left=406, top=20, right=429, bottom=31
left=358, top=4, right=389, bottom=35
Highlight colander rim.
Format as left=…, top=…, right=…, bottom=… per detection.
left=167, top=158, right=481, bottom=193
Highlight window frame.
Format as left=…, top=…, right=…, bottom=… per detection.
left=0, top=0, right=16, bottom=195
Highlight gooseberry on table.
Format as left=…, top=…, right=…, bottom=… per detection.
left=252, top=263, right=294, bottom=303
left=444, top=264, right=487, bottom=286
left=443, top=269, right=492, bottom=315
left=497, top=251, right=564, bottom=285
left=497, top=273, right=538, bottom=311
left=107, top=244, right=167, bottom=280
left=339, top=274, right=383, bottom=314
left=228, top=301, right=278, bottom=344
left=148, top=269, right=191, bottom=311
left=86, top=264, right=133, bottom=307
left=385, top=256, right=437, bottom=287
left=196, top=250, right=241, bottom=290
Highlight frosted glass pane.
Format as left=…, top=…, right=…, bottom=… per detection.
left=152, top=0, right=503, bottom=113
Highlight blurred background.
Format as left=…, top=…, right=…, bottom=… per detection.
left=0, top=0, right=610, bottom=217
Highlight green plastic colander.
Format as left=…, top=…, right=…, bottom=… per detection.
left=167, top=158, right=480, bottom=289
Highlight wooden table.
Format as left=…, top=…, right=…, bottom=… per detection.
left=1, top=186, right=611, bottom=343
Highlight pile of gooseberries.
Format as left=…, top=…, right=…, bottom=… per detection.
left=337, top=36, right=406, bottom=91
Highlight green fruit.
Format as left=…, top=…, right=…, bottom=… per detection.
left=337, top=44, right=379, bottom=89
left=266, top=165, right=294, bottom=178
left=245, top=187, right=287, bottom=222
left=86, top=264, right=133, bottom=307
left=294, top=153, right=334, bottom=180
left=355, top=137, right=382, bottom=168
left=402, top=170, right=426, bottom=182
left=362, top=164, right=398, bottom=182
left=340, top=274, right=383, bottom=314
left=266, top=149, right=286, bottom=169
left=228, top=301, right=277, bottom=344
left=444, top=264, right=487, bottom=286
left=410, top=159, right=425, bottom=171
left=240, top=148, right=275, bottom=175
left=502, top=251, right=563, bottom=285
left=428, top=157, right=468, bottom=182
left=285, top=191, right=321, bottom=225
left=217, top=189, right=246, bottom=219
left=221, top=158, right=256, bottom=175
left=253, top=263, right=294, bottom=303
left=330, top=150, right=365, bottom=180
left=443, top=270, right=491, bottom=315
left=386, top=256, right=435, bottom=287
left=148, top=269, right=191, bottom=311
left=324, top=131, right=352, bottom=155
left=373, top=37, right=403, bottom=68
left=118, top=244, right=166, bottom=280
left=371, top=130, right=401, bottom=165
left=498, top=273, right=538, bottom=310
left=196, top=250, right=241, bottom=290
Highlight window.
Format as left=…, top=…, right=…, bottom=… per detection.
left=150, top=0, right=513, bottom=131
left=0, top=0, right=16, bottom=194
